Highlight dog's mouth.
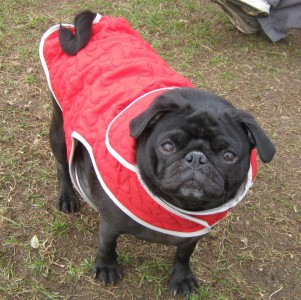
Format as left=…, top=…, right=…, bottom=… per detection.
left=180, top=179, right=204, bottom=198
left=158, top=169, right=225, bottom=211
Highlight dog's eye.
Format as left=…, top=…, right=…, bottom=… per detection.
left=160, top=141, right=176, bottom=154
left=222, top=151, right=237, bottom=163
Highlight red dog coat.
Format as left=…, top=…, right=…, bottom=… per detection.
left=40, top=14, right=257, bottom=237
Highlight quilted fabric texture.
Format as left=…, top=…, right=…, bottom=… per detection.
left=40, top=15, right=257, bottom=237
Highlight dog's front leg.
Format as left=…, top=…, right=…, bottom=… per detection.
left=169, top=239, right=199, bottom=296
left=93, top=218, right=123, bottom=285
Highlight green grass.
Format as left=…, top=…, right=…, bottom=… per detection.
left=118, top=251, right=135, bottom=265
left=0, top=215, right=22, bottom=228
left=188, top=287, right=210, bottom=300
left=25, top=74, right=36, bottom=84
left=220, top=71, right=236, bottom=80
left=28, top=258, right=47, bottom=273
left=136, top=258, right=169, bottom=287
left=48, top=220, right=71, bottom=236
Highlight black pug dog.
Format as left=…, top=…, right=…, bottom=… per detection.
left=40, top=11, right=275, bottom=296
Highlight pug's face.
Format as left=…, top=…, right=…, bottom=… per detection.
left=130, top=88, right=275, bottom=211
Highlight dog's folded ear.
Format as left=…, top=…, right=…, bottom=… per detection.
left=129, top=92, right=189, bottom=139
left=236, top=110, right=276, bottom=163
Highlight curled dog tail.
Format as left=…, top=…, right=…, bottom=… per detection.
left=59, top=10, right=96, bottom=55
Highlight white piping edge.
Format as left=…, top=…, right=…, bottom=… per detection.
left=39, top=13, right=102, bottom=111
left=129, top=160, right=253, bottom=218
left=136, top=164, right=253, bottom=218
left=136, top=170, right=212, bottom=229
left=69, top=131, right=211, bottom=237
left=162, top=165, right=254, bottom=216
left=74, top=157, right=99, bottom=211
left=105, top=87, right=177, bottom=172
left=105, top=85, right=254, bottom=218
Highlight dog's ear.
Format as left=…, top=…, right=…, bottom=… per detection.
left=236, top=110, right=276, bottom=163
left=130, top=92, right=189, bottom=138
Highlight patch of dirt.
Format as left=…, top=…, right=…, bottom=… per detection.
left=1, top=1, right=300, bottom=299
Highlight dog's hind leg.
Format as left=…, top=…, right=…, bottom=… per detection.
left=49, top=95, right=80, bottom=213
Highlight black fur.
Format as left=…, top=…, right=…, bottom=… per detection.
left=130, top=88, right=275, bottom=211
left=48, top=10, right=275, bottom=296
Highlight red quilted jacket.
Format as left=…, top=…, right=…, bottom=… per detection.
left=40, top=14, right=257, bottom=237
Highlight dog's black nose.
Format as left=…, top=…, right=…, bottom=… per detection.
left=185, top=151, right=208, bottom=169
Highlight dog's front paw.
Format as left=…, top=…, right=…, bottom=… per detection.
left=169, top=266, right=199, bottom=297
left=56, top=191, right=80, bottom=213
left=93, top=261, right=123, bottom=285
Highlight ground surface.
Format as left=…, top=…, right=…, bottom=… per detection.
left=0, top=1, right=300, bottom=299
